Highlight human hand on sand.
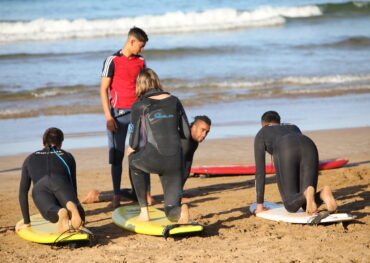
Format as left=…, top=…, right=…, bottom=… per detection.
left=16, top=223, right=30, bottom=232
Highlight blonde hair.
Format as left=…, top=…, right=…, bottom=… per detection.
left=136, top=68, right=163, bottom=97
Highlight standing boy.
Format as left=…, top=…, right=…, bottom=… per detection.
left=100, top=27, right=148, bottom=208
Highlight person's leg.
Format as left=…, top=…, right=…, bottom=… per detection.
left=32, top=185, right=61, bottom=223
left=129, top=153, right=151, bottom=220
left=182, top=161, right=192, bottom=188
left=320, top=186, right=337, bottom=212
left=56, top=208, right=70, bottom=233
left=32, top=179, right=70, bottom=233
left=129, top=167, right=149, bottom=206
left=108, top=111, right=131, bottom=207
left=50, top=176, right=84, bottom=229
left=77, top=203, right=86, bottom=222
left=300, top=136, right=337, bottom=211
left=130, top=168, right=150, bottom=220
left=65, top=201, right=83, bottom=229
left=130, top=169, right=152, bottom=204
left=159, top=156, right=187, bottom=223
left=274, top=135, right=315, bottom=213
left=299, top=136, right=320, bottom=214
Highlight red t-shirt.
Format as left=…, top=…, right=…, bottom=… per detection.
left=101, top=50, right=146, bottom=108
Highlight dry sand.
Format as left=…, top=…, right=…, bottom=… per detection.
left=0, top=127, right=369, bottom=263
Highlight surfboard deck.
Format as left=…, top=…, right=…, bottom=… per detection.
left=112, top=205, right=203, bottom=236
left=191, top=159, right=349, bottom=176
left=249, top=202, right=355, bottom=224
left=16, top=214, right=92, bottom=244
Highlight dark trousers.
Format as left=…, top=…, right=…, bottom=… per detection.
left=32, top=176, right=85, bottom=223
left=129, top=144, right=183, bottom=222
left=274, top=134, right=320, bottom=212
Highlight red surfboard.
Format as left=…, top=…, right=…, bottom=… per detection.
left=191, top=159, right=348, bottom=176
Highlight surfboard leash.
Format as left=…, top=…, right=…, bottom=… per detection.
left=51, top=229, right=79, bottom=249
left=51, top=228, right=95, bottom=249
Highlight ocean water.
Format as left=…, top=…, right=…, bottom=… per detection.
left=0, top=0, right=369, bottom=156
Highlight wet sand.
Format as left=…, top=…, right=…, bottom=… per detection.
left=0, top=127, right=369, bottom=263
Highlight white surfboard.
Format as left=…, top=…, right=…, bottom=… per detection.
left=249, top=202, right=355, bottom=224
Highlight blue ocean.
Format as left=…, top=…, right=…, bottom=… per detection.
left=0, top=0, right=369, bottom=155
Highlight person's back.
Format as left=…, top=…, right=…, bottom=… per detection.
left=255, top=124, right=302, bottom=155
left=138, top=95, right=183, bottom=156
left=22, top=148, right=76, bottom=190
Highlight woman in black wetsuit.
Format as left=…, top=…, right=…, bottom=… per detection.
left=17, top=128, right=85, bottom=233
left=127, top=68, right=191, bottom=223
left=254, top=111, right=337, bottom=215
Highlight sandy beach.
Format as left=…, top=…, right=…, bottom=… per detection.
left=0, top=126, right=369, bottom=263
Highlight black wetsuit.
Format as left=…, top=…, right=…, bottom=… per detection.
left=129, top=90, right=190, bottom=222
left=181, top=137, right=199, bottom=187
left=122, top=134, right=197, bottom=200
left=19, top=147, right=85, bottom=224
left=254, top=124, right=319, bottom=212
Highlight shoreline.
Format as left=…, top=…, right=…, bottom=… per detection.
left=0, top=125, right=370, bottom=163
left=1, top=90, right=370, bottom=157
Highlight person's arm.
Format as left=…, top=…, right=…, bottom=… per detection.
left=100, top=57, right=117, bottom=132
left=177, top=99, right=191, bottom=140
left=19, top=157, right=32, bottom=226
left=254, top=130, right=267, bottom=213
left=100, top=76, right=117, bottom=132
left=128, top=103, right=142, bottom=151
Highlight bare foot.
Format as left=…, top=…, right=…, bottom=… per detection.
left=137, top=207, right=150, bottom=221
left=177, top=204, right=190, bottom=224
left=66, top=201, right=83, bottom=230
left=320, top=186, right=337, bottom=212
left=57, top=208, right=70, bottom=233
left=304, top=186, right=317, bottom=215
left=81, top=189, right=100, bottom=204
left=110, top=194, right=121, bottom=209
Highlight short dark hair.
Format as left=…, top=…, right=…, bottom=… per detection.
left=261, top=111, right=281, bottom=124
left=128, top=27, right=148, bottom=42
left=43, top=127, right=64, bottom=147
left=191, top=115, right=212, bottom=127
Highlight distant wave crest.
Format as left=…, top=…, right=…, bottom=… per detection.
left=1, top=1, right=368, bottom=43
left=0, top=5, right=322, bottom=42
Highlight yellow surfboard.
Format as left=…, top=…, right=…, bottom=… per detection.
left=112, top=205, right=203, bottom=236
left=16, top=214, right=92, bottom=244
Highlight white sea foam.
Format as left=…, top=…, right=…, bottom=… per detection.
left=193, top=74, right=370, bottom=90
left=0, top=5, right=322, bottom=42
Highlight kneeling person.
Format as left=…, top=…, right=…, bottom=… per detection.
left=128, top=68, right=190, bottom=223
left=254, top=111, right=337, bottom=215
left=17, top=128, right=85, bottom=233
